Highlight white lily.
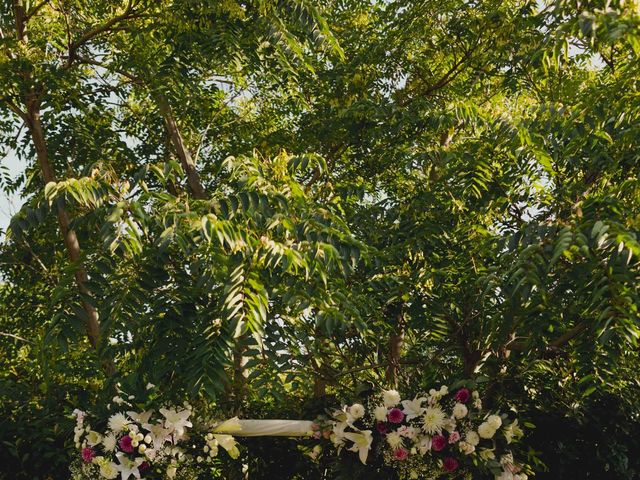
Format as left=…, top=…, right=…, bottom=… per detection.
left=115, top=452, right=145, bottom=480
left=343, top=430, right=373, bottom=465
left=331, top=421, right=348, bottom=448
left=127, top=410, right=154, bottom=430
left=214, top=434, right=240, bottom=459
left=401, top=396, right=427, bottom=420
left=159, top=407, right=193, bottom=438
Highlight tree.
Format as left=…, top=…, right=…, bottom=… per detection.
left=1, top=1, right=640, bottom=478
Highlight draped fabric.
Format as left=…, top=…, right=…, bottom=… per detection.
left=212, top=418, right=315, bottom=437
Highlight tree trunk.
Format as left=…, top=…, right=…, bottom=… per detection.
left=155, top=93, right=207, bottom=199
left=24, top=98, right=105, bottom=354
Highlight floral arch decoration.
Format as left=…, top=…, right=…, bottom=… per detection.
left=71, top=384, right=532, bottom=480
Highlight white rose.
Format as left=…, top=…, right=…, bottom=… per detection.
left=439, top=386, right=448, bottom=395
left=383, top=389, right=401, bottom=407
left=167, top=466, right=177, bottom=479
left=514, top=475, right=528, bottom=480
left=488, top=415, right=503, bottom=429
left=453, top=403, right=468, bottom=419
left=370, top=405, right=385, bottom=422
left=350, top=403, right=365, bottom=420
left=478, top=422, right=496, bottom=439
left=465, top=431, right=480, bottom=446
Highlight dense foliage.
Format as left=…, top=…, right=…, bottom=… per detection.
left=1, top=0, right=639, bottom=478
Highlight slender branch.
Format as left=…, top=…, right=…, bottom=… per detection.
left=66, top=0, right=140, bottom=63
left=0, top=332, right=34, bottom=344
left=25, top=0, right=51, bottom=20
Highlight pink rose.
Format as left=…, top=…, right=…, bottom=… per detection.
left=443, top=456, right=459, bottom=472
left=431, top=434, right=447, bottom=451
left=394, top=448, right=409, bottom=461
left=118, top=435, right=134, bottom=453
left=387, top=408, right=405, bottom=424
left=81, top=447, right=95, bottom=463
left=454, top=388, right=470, bottom=403
left=448, top=431, right=461, bottom=443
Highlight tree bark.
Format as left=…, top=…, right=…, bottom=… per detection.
left=155, top=93, right=207, bottom=200
left=24, top=98, right=103, bottom=352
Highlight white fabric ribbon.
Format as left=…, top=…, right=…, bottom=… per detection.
left=212, top=418, right=315, bottom=437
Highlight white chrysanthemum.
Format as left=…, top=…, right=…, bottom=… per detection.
left=386, top=431, right=404, bottom=449
left=478, top=422, right=496, bottom=439
left=488, top=415, right=502, bottom=429
left=382, top=389, right=401, bottom=408
left=374, top=405, right=388, bottom=422
left=108, top=412, right=129, bottom=433
left=350, top=403, right=365, bottom=420
left=458, top=441, right=475, bottom=455
left=465, top=430, right=480, bottom=446
left=453, top=403, right=468, bottom=419
left=422, top=406, right=446, bottom=434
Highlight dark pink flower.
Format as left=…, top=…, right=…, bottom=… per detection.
left=376, top=422, right=388, bottom=434
left=387, top=408, right=405, bottom=424
left=431, top=434, right=447, bottom=451
left=81, top=447, right=95, bottom=463
left=140, top=461, right=150, bottom=472
left=443, top=456, right=459, bottom=472
left=118, top=435, right=134, bottom=453
left=394, top=448, right=409, bottom=461
left=454, top=388, right=470, bottom=404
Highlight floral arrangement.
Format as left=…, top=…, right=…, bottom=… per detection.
left=313, top=385, right=531, bottom=480
left=69, top=389, right=240, bottom=480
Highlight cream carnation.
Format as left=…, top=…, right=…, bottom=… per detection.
left=488, top=415, right=503, bottom=429
left=452, top=403, right=468, bottom=419
left=478, top=422, right=496, bottom=439
left=465, top=431, right=480, bottom=446
left=382, top=389, right=401, bottom=407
